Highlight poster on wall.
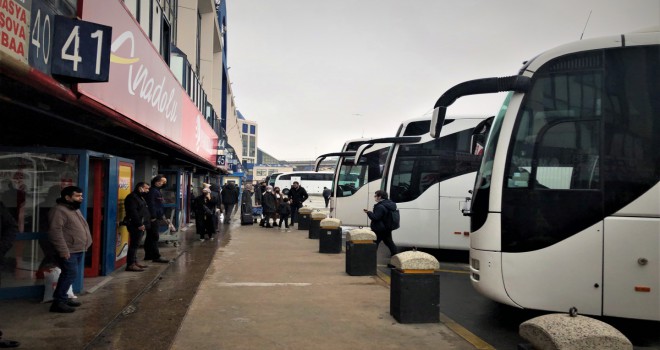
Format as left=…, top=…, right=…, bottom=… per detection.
left=115, top=162, right=132, bottom=262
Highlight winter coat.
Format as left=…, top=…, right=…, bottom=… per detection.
left=367, top=199, right=397, bottom=233
left=221, top=184, right=239, bottom=205
left=124, top=191, right=151, bottom=230
left=195, top=193, right=217, bottom=217
left=0, top=202, right=17, bottom=258
left=48, top=199, right=93, bottom=257
left=288, top=186, right=308, bottom=206
left=277, top=202, right=291, bottom=216
left=147, top=186, right=166, bottom=221
left=262, top=192, right=276, bottom=214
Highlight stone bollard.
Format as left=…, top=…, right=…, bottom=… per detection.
left=297, top=207, right=313, bottom=231
left=519, top=312, right=633, bottom=350
left=319, top=218, right=342, bottom=253
left=345, top=228, right=377, bottom=276
left=389, top=251, right=440, bottom=324
left=308, top=211, right=327, bottom=239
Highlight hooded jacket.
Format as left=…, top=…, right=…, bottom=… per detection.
left=48, top=198, right=93, bottom=257
left=367, top=199, right=397, bottom=232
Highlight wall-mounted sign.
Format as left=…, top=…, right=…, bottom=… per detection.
left=28, top=0, right=53, bottom=74
left=50, top=15, right=111, bottom=82
left=0, top=0, right=31, bottom=63
left=216, top=155, right=226, bottom=166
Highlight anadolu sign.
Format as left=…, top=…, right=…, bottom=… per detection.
left=78, top=0, right=217, bottom=166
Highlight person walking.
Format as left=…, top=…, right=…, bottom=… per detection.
left=195, top=188, right=217, bottom=241
left=221, top=182, right=239, bottom=223
left=364, top=190, right=398, bottom=257
left=259, top=186, right=276, bottom=228
left=209, top=184, right=221, bottom=231
left=123, top=182, right=151, bottom=272
left=322, top=187, right=332, bottom=208
left=47, top=186, right=92, bottom=313
left=277, top=197, right=292, bottom=231
left=288, top=181, right=308, bottom=224
left=145, top=175, right=170, bottom=263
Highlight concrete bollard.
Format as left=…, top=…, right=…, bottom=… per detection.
left=319, top=218, right=342, bottom=253
left=297, top=207, right=313, bottom=231
left=345, top=228, right=377, bottom=276
left=389, top=251, right=440, bottom=324
left=308, top=211, right=327, bottom=239
left=519, top=313, right=633, bottom=350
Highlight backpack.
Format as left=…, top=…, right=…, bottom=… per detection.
left=385, top=207, right=400, bottom=231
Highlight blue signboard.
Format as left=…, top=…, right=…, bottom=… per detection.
left=28, top=1, right=54, bottom=75
left=50, top=16, right=112, bottom=82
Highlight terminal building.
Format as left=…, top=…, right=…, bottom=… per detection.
left=0, top=0, right=246, bottom=298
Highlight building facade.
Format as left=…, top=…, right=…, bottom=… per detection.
left=0, top=0, right=238, bottom=299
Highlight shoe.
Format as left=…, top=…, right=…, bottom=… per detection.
left=210, top=237, right=215, bottom=241
left=136, top=263, right=149, bottom=268
left=200, top=238, right=205, bottom=242
left=0, top=340, right=20, bottom=348
left=66, top=299, right=82, bottom=307
left=152, top=258, right=170, bottom=263
left=50, top=301, right=75, bottom=313
left=265, top=225, right=272, bottom=228
left=126, top=264, right=144, bottom=272
left=286, top=229, right=291, bottom=232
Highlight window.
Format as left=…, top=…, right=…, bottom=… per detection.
left=279, top=174, right=291, bottom=180
left=242, top=124, right=248, bottom=133
left=389, top=130, right=480, bottom=203
left=249, top=136, right=256, bottom=157
left=250, top=125, right=256, bottom=134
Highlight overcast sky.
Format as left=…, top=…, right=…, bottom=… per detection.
left=225, top=0, right=659, bottom=161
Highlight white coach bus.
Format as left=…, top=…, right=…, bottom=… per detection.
left=430, top=27, right=659, bottom=320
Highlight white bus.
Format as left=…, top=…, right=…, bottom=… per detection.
left=430, top=28, right=660, bottom=321
left=274, top=171, right=333, bottom=195
left=355, top=117, right=491, bottom=250
left=315, top=136, right=419, bottom=227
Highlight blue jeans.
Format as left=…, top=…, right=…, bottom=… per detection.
left=54, top=252, right=83, bottom=303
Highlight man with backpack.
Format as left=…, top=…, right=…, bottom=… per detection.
left=364, top=190, right=398, bottom=257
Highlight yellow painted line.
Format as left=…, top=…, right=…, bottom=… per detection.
left=376, top=267, right=495, bottom=350
left=440, top=314, right=496, bottom=350
left=438, top=269, right=470, bottom=274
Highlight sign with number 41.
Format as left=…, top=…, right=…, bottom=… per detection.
left=51, top=16, right=112, bottom=82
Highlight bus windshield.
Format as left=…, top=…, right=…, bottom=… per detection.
left=336, top=146, right=389, bottom=197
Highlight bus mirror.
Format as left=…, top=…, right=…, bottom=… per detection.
left=430, top=107, right=446, bottom=138
left=354, top=144, right=374, bottom=165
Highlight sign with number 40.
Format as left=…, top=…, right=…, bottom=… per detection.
left=51, top=15, right=112, bottom=82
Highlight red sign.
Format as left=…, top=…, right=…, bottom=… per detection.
left=0, top=0, right=30, bottom=63
left=78, top=0, right=217, bottom=166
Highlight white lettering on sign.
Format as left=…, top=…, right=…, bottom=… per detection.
left=0, top=0, right=29, bottom=61
left=110, top=31, right=178, bottom=123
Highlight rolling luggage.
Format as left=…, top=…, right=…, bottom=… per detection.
left=241, top=202, right=253, bottom=225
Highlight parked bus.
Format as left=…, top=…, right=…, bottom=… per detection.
left=274, top=171, right=333, bottom=195
left=265, top=172, right=282, bottom=187
left=355, top=117, right=491, bottom=250
left=430, top=27, right=659, bottom=321
left=315, top=139, right=397, bottom=227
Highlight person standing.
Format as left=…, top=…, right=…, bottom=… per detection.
left=277, top=197, right=292, bottom=231
left=47, top=186, right=92, bottom=313
left=209, top=183, right=221, bottom=231
left=124, top=182, right=151, bottom=272
left=221, top=182, right=239, bottom=223
left=288, top=181, right=308, bottom=224
left=254, top=181, right=266, bottom=206
left=322, top=187, right=332, bottom=208
left=364, top=190, right=398, bottom=257
left=145, top=175, right=169, bottom=263
left=259, top=186, right=276, bottom=228
left=195, top=188, right=217, bottom=241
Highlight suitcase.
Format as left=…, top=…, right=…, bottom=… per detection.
left=241, top=202, right=254, bottom=225
left=241, top=212, right=254, bottom=225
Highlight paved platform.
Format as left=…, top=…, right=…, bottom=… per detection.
left=170, top=222, right=475, bottom=350
left=0, top=195, right=477, bottom=349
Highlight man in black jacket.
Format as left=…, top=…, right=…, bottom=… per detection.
left=221, top=182, right=239, bottom=223
left=145, top=175, right=169, bottom=263
left=364, top=190, right=398, bottom=257
left=288, top=181, right=308, bottom=224
left=124, top=182, right=151, bottom=271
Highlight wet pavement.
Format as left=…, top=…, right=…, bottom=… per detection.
left=4, top=195, right=472, bottom=350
